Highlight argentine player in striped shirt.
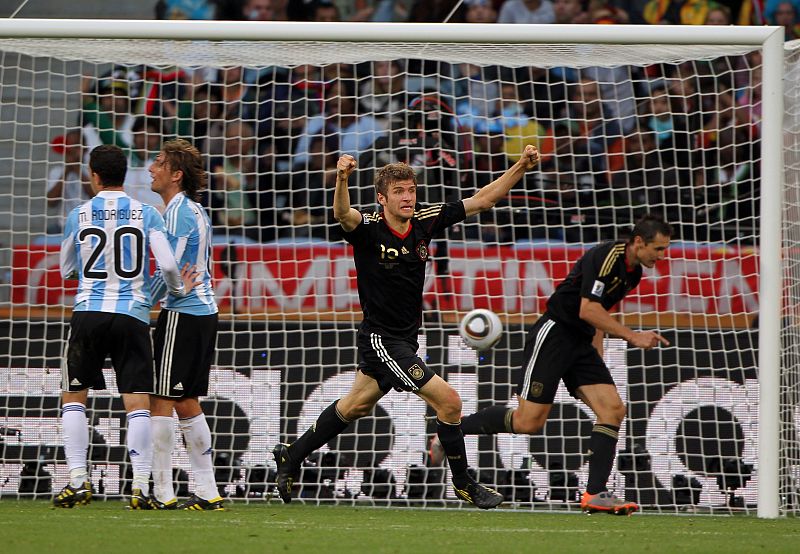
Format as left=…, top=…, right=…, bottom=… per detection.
left=147, top=139, right=224, bottom=511
left=55, top=144, right=189, bottom=509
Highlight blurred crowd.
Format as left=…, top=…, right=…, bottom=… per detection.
left=46, top=0, right=781, bottom=245
left=155, top=0, right=800, bottom=33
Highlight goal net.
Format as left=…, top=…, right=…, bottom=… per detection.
left=0, top=20, right=791, bottom=515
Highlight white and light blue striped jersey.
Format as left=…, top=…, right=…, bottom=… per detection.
left=151, top=192, right=218, bottom=316
left=60, top=190, right=184, bottom=323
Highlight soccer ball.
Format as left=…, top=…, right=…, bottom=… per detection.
left=459, top=309, right=503, bottom=351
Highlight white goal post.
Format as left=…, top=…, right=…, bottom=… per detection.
left=0, top=19, right=789, bottom=518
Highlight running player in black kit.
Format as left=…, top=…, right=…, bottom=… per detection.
left=431, top=214, right=672, bottom=515
left=273, top=145, right=541, bottom=509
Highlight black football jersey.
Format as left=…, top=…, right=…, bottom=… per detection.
left=342, top=201, right=466, bottom=340
left=545, top=241, right=642, bottom=340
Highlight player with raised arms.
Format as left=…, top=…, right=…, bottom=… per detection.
left=273, top=144, right=541, bottom=509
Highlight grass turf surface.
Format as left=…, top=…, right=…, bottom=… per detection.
left=2, top=501, right=799, bottom=553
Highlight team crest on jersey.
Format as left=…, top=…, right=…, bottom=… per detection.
left=408, top=364, right=425, bottom=380
left=530, top=381, right=544, bottom=398
left=416, top=241, right=429, bottom=261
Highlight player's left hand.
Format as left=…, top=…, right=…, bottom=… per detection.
left=180, top=263, right=202, bottom=292
left=520, top=144, right=541, bottom=170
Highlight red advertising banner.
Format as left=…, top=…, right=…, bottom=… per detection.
left=11, top=243, right=759, bottom=315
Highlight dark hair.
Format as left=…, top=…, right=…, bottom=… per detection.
left=374, top=163, right=417, bottom=196
left=89, top=144, right=127, bottom=186
left=161, top=138, right=206, bottom=201
left=629, top=213, right=673, bottom=243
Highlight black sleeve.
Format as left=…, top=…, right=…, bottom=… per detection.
left=341, top=212, right=370, bottom=247
left=416, top=201, right=467, bottom=237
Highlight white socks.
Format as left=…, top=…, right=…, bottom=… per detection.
left=61, top=402, right=89, bottom=488
left=126, top=409, right=153, bottom=496
left=151, top=415, right=176, bottom=503
left=180, top=414, right=218, bottom=500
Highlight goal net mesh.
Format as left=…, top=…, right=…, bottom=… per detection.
left=0, top=32, right=794, bottom=513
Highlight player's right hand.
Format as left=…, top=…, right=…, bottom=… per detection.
left=629, top=330, right=670, bottom=349
left=337, top=154, right=356, bottom=180
left=180, top=263, right=202, bottom=292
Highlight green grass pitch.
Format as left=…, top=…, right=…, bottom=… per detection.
left=2, top=501, right=799, bottom=553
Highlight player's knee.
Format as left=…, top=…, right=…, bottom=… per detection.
left=605, top=401, right=626, bottom=426
left=513, top=413, right=546, bottom=434
left=339, top=401, right=372, bottom=420
left=436, top=388, right=462, bottom=422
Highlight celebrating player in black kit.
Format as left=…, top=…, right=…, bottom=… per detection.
left=431, top=214, right=672, bottom=515
left=273, top=144, right=541, bottom=509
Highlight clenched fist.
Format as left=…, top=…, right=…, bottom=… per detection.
left=337, top=154, right=357, bottom=180
left=520, top=144, right=541, bottom=170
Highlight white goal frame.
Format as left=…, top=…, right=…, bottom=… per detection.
left=0, top=19, right=785, bottom=518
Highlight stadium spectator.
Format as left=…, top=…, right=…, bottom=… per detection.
left=273, top=145, right=542, bottom=508
left=407, top=0, right=464, bottom=21
left=665, top=63, right=704, bottom=132
left=462, top=0, right=499, bottom=22
left=736, top=51, right=763, bottom=125
left=432, top=214, right=672, bottom=516
left=148, top=139, right=225, bottom=511
left=767, top=1, right=800, bottom=40
left=546, top=77, right=623, bottom=184
left=497, top=0, right=556, bottom=23
left=454, top=63, right=500, bottom=128
left=54, top=144, right=187, bottom=510
left=311, top=0, right=341, bottom=20
left=589, top=1, right=631, bottom=22
left=214, top=66, right=256, bottom=123
left=291, top=79, right=387, bottom=169
left=81, top=73, right=136, bottom=150
left=124, top=116, right=166, bottom=212
left=239, top=0, right=281, bottom=20
left=189, top=82, right=227, bottom=158
left=46, top=129, right=92, bottom=234
left=498, top=81, right=554, bottom=167
left=285, top=134, right=338, bottom=240
left=155, top=0, right=218, bottom=19
left=552, top=0, right=590, bottom=22
left=207, top=120, right=260, bottom=241
left=704, top=2, right=733, bottom=22
left=641, top=85, right=691, bottom=166
left=358, top=60, right=409, bottom=127
left=264, top=64, right=327, bottom=172
left=642, top=0, right=721, bottom=24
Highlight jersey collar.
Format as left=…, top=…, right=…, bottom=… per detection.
left=165, top=191, right=186, bottom=210
left=381, top=213, right=412, bottom=239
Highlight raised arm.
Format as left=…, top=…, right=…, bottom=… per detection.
left=333, top=154, right=362, bottom=232
left=462, top=144, right=540, bottom=218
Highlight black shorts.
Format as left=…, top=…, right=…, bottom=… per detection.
left=356, top=327, right=436, bottom=393
left=153, top=310, right=218, bottom=398
left=517, top=314, right=614, bottom=404
left=62, top=311, right=154, bottom=394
